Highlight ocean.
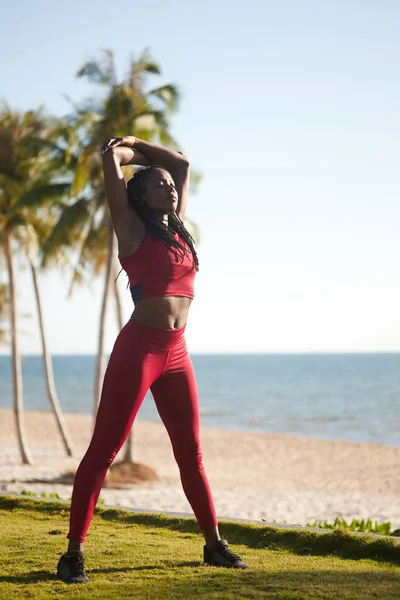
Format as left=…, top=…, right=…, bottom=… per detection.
left=1, top=354, right=399, bottom=446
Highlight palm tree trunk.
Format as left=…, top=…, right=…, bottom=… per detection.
left=122, top=423, right=134, bottom=462
left=93, top=221, right=115, bottom=417
left=4, top=234, right=33, bottom=464
left=28, top=257, right=74, bottom=457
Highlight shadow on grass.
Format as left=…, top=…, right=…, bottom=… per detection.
left=0, top=563, right=200, bottom=585
left=102, top=569, right=400, bottom=599
left=2, top=495, right=400, bottom=567
left=3, top=569, right=399, bottom=599
left=90, top=561, right=200, bottom=574
left=0, top=571, right=58, bottom=584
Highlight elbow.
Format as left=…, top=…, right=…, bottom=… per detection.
left=180, top=157, right=191, bottom=172
left=177, top=151, right=190, bottom=169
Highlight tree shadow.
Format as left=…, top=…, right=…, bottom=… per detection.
left=2, top=497, right=399, bottom=567
left=91, top=561, right=200, bottom=574
left=0, top=562, right=201, bottom=584
left=0, top=570, right=58, bottom=584
left=1, top=566, right=400, bottom=599
left=97, top=509, right=400, bottom=565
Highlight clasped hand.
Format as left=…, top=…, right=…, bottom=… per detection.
left=100, top=136, right=136, bottom=155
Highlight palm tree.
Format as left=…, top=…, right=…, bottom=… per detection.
left=25, top=227, right=74, bottom=457
left=0, top=106, right=74, bottom=461
left=48, top=50, right=179, bottom=469
left=74, top=49, right=181, bottom=412
left=0, top=107, right=41, bottom=464
left=49, top=49, right=202, bottom=477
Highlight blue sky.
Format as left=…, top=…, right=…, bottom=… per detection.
left=1, top=0, right=400, bottom=353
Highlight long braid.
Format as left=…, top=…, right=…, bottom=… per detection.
left=126, top=166, right=199, bottom=271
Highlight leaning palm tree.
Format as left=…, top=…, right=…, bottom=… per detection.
left=0, top=105, right=74, bottom=461
left=0, top=107, right=42, bottom=464
left=24, top=223, right=75, bottom=457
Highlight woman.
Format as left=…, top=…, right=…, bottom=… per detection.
left=56, top=136, right=249, bottom=583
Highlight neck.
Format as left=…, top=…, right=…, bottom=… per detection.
left=151, top=211, right=170, bottom=228
left=155, top=213, right=169, bottom=227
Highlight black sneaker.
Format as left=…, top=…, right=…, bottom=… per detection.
left=56, top=551, right=89, bottom=583
left=203, top=539, right=250, bottom=569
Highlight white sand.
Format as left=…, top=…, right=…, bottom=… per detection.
left=1, top=408, right=400, bottom=528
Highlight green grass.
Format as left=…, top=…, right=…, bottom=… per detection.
left=1, top=495, right=400, bottom=599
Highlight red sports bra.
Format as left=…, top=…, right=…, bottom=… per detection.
left=119, top=232, right=196, bottom=304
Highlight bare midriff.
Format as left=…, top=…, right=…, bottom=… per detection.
left=131, top=296, right=192, bottom=329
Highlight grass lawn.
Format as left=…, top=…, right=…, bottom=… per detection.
left=1, top=495, right=400, bottom=599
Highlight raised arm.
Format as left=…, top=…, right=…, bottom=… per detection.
left=102, top=136, right=190, bottom=220
left=101, top=146, right=151, bottom=255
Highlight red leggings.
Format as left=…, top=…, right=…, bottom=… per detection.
left=68, top=320, right=218, bottom=542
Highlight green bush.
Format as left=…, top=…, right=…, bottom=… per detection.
left=307, top=516, right=392, bottom=536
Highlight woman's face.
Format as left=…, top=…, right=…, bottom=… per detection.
left=143, top=168, right=178, bottom=214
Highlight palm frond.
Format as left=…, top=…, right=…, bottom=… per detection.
left=77, top=49, right=117, bottom=86
left=128, top=48, right=161, bottom=89
left=131, top=110, right=172, bottom=142
left=11, top=182, right=71, bottom=212
left=67, top=211, right=110, bottom=293
left=27, top=216, right=57, bottom=250
left=5, top=213, right=28, bottom=230
left=41, top=198, right=91, bottom=265
left=148, top=84, right=179, bottom=112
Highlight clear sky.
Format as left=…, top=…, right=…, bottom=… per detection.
left=1, top=0, right=400, bottom=354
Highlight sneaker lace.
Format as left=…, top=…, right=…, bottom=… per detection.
left=219, top=545, right=241, bottom=562
left=70, top=555, right=85, bottom=577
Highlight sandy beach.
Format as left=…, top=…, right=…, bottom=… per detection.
left=1, top=408, right=399, bottom=528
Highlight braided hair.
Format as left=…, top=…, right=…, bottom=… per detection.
left=126, top=165, right=199, bottom=271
